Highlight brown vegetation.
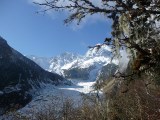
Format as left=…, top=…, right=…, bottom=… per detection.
left=105, top=75, right=160, bottom=120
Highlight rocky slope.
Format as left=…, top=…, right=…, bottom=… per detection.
left=0, top=36, right=68, bottom=115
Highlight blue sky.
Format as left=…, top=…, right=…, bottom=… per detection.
left=0, top=0, right=112, bottom=57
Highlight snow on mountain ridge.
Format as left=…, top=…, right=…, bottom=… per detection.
left=28, top=45, right=117, bottom=81
left=85, top=45, right=112, bottom=58
left=27, top=52, right=81, bottom=74
left=61, top=45, right=114, bottom=71
left=48, top=52, right=81, bottom=74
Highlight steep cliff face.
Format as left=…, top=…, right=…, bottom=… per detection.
left=0, top=36, right=68, bottom=114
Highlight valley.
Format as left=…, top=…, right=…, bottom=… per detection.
left=0, top=36, right=117, bottom=119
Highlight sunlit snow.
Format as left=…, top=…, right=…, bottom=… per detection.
left=18, top=79, right=96, bottom=116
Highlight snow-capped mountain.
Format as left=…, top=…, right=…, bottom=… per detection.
left=85, top=44, right=112, bottom=58
left=62, top=45, right=117, bottom=81
left=28, top=52, right=81, bottom=74
left=28, top=45, right=118, bottom=81
left=49, top=52, right=81, bottom=74
left=0, top=36, right=68, bottom=115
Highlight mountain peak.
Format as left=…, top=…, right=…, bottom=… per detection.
left=0, top=37, right=12, bottom=59
left=85, top=44, right=112, bottom=58
left=0, top=36, right=8, bottom=45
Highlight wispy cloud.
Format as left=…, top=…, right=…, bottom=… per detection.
left=28, top=0, right=108, bottom=30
